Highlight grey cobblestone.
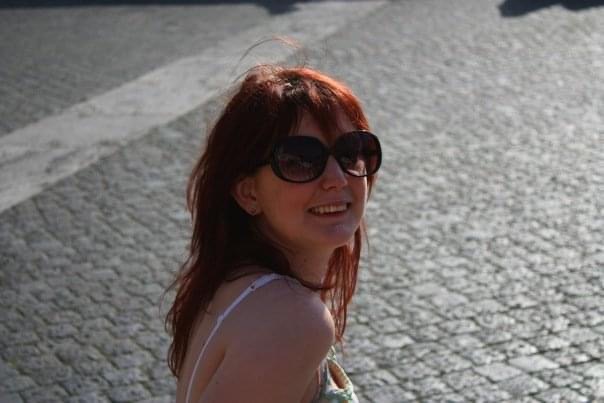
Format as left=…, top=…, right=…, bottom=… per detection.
left=60, top=375, right=109, bottom=396
left=402, top=376, right=453, bottom=398
left=423, top=394, right=467, bottom=403
left=392, top=361, right=438, bottom=381
left=101, top=367, right=147, bottom=388
left=530, top=334, right=571, bottom=352
left=107, top=384, right=151, bottom=403
left=0, top=393, right=24, bottom=403
left=137, top=397, right=173, bottom=403
left=66, top=392, right=110, bottom=403
left=440, top=334, right=484, bottom=352
left=473, top=329, right=514, bottom=346
left=350, top=369, right=399, bottom=390
left=502, top=398, right=541, bottom=403
left=0, top=4, right=282, bottom=137
left=509, top=354, right=559, bottom=372
left=361, top=386, right=416, bottom=403
left=0, top=375, right=35, bottom=393
left=20, top=385, right=69, bottom=403
left=459, top=383, right=512, bottom=402
left=442, top=369, right=490, bottom=391
left=497, top=374, right=549, bottom=397
left=460, top=347, right=507, bottom=366
left=1, top=0, right=603, bottom=402
left=423, top=351, right=473, bottom=373
left=572, top=362, right=604, bottom=379
left=557, top=325, right=602, bottom=345
left=543, top=346, right=593, bottom=367
left=495, top=339, right=540, bottom=359
left=405, top=325, right=446, bottom=342
left=475, top=362, right=524, bottom=382
left=534, top=388, right=590, bottom=403
left=379, top=334, right=414, bottom=349
left=143, top=377, right=177, bottom=400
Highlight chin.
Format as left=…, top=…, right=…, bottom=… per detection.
left=313, top=226, right=357, bottom=249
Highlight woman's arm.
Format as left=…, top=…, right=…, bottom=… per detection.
left=198, top=286, right=335, bottom=403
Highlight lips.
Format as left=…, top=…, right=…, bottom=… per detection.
left=308, top=202, right=349, bottom=215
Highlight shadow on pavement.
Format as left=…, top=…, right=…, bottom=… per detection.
left=0, top=0, right=308, bottom=14
left=499, top=0, right=604, bottom=16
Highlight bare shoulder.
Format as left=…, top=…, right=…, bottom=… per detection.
left=199, top=276, right=335, bottom=401
left=226, top=276, right=335, bottom=352
left=269, top=278, right=335, bottom=342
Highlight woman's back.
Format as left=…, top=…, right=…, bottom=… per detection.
left=176, top=271, right=335, bottom=403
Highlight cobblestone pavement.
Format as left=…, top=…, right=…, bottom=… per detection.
left=0, top=1, right=284, bottom=136
left=1, top=1, right=604, bottom=402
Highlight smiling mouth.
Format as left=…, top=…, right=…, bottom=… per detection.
left=308, top=203, right=349, bottom=215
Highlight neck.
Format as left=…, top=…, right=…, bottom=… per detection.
left=253, top=220, right=335, bottom=285
left=283, top=248, right=333, bottom=286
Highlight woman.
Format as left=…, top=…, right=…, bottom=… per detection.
left=166, top=64, right=381, bottom=402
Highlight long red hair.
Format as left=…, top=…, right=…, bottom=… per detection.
left=165, top=64, right=377, bottom=377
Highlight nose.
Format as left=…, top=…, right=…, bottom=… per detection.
left=320, top=155, right=348, bottom=190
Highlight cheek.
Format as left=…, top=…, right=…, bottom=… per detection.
left=259, top=185, right=311, bottom=218
left=353, top=178, right=369, bottom=205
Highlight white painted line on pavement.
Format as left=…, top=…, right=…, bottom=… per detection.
left=0, top=1, right=386, bottom=214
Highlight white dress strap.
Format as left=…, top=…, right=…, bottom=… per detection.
left=185, top=273, right=285, bottom=403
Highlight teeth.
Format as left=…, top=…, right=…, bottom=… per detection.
left=310, top=203, right=348, bottom=215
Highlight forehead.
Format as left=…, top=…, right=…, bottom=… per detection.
left=293, top=111, right=355, bottom=144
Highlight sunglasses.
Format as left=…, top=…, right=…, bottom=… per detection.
left=261, top=130, right=382, bottom=183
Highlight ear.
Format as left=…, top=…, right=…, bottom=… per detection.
left=231, top=175, right=261, bottom=216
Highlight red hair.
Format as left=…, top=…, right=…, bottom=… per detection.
left=165, top=65, right=377, bottom=377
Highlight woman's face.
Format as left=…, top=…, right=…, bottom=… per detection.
left=251, top=112, right=368, bottom=256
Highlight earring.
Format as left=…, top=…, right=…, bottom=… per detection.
left=248, top=207, right=257, bottom=216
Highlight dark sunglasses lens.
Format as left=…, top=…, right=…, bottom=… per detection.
left=334, top=132, right=381, bottom=177
left=274, top=136, right=326, bottom=182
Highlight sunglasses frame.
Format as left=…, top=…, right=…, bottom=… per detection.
left=264, top=130, right=382, bottom=184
